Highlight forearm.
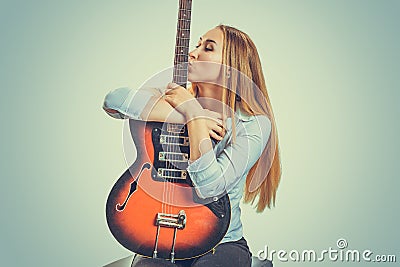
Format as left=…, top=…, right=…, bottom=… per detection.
left=186, top=113, right=213, bottom=162
left=161, top=83, right=223, bottom=161
left=140, top=96, right=186, bottom=123
left=103, top=87, right=186, bottom=123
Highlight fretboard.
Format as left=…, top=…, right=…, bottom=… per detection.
left=173, top=0, right=192, bottom=88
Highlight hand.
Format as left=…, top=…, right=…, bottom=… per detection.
left=164, top=83, right=226, bottom=140
left=164, top=83, right=202, bottom=119
left=203, top=109, right=226, bottom=141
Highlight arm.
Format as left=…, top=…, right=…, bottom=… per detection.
left=163, top=83, right=225, bottom=161
left=185, top=112, right=214, bottom=162
left=162, top=84, right=270, bottom=198
left=102, top=86, right=186, bottom=123
left=187, top=115, right=271, bottom=198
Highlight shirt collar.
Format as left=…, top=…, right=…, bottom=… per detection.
left=236, top=107, right=254, bottom=122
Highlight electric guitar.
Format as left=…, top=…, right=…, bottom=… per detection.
left=106, top=0, right=231, bottom=261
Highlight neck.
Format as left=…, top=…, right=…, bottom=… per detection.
left=195, top=82, right=224, bottom=113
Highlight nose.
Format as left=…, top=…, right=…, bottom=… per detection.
left=189, top=48, right=198, bottom=62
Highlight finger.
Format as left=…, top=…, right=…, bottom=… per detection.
left=164, top=89, right=174, bottom=95
left=163, top=95, right=173, bottom=104
left=212, top=124, right=225, bottom=138
left=209, top=130, right=223, bottom=141
left=167, top=82, right=179, bottom=89
left=212, top=120, right=225, bottom=132
left=210, top=124, right=224, bottom=137
left=165, top=85, right=183, bottom=96
left=165, top=88, right=180, bottom=96
left=218, top=123, right=227, bottom=137
left=220, top=127, right=226, bottom=137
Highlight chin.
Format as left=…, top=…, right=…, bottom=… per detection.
left=187, top=72, right=197, bottom=83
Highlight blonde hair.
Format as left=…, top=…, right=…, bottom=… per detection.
left=217, top=25, right=281, bottom=212
left=192, top=25, right=281, bottom=212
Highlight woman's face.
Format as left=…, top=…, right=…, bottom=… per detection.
left=188, top=27, right=224, bottom=84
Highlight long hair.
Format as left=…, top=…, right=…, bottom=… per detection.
left=191, top=25, right=281, bottom=212
left=219, top=24, right=281, bottom=212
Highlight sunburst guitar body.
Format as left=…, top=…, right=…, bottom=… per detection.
left=106, top=120, right=230, bottom=260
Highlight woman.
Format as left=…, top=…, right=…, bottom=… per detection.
left=103, top=24, right=281, bottom=267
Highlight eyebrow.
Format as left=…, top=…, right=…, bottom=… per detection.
left=199, top=37, right=217, bottom=45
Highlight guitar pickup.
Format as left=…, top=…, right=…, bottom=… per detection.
left=157, top=168, right=187, bottom=180
left=160, top=134, right=189, bottom=146
left=167, top=123, right=185, bottom=134
left=159, top=152, right=189, bottom=162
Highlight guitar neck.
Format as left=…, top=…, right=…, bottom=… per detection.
left=173, top=0, right=192, bottom=88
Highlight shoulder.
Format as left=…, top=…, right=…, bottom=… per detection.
left=236, top=109, right=271, bottom=135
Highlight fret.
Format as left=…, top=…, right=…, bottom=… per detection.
left=173, top=69, right=188, bottom=73
left=173, top=66, right=188, bottom=70
left=175, top=44, right=190, bottom=48
left=173, top=76, right=188, bottom=79
left=173, top=64, right=189, bottom=68
left=176, top=31, right=190, bottom=37
left=173, top=63, right=188, bottom=66
left=173, top=66, right=188, bottom=69
left=173, top=68, right=188, bottom=71
left=176, top=27, right=190, bottom=32
left=175, top=46, right=189, bottom=52
left=174, top=59, right=189, bottom=62
left=173, top=65, right=188, bottom=68
left=178, top=11, right=191, bottom=17
left=177, top=18, right=191, bottom=22
left=173, top=70, right=188, bottom=74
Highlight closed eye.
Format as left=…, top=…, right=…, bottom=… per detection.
left=195, top=44, right=213, bottom=51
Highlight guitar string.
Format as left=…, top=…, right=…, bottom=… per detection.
left=160, top=0, right=192, bottom=219
left=173, top=3, right=191, bottom=214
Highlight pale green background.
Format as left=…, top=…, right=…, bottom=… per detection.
left=0, top=0, right=399, bottom=266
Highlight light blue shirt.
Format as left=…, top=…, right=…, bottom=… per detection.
left=103, top=87, right=271, bottom=243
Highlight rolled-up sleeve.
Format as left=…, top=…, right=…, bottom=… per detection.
left=103, top=87, right=161, bottom=120
left=187, top=115, right=271, bottom=198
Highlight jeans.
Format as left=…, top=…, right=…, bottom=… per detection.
left=132, top=237, right=252, bottom=267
